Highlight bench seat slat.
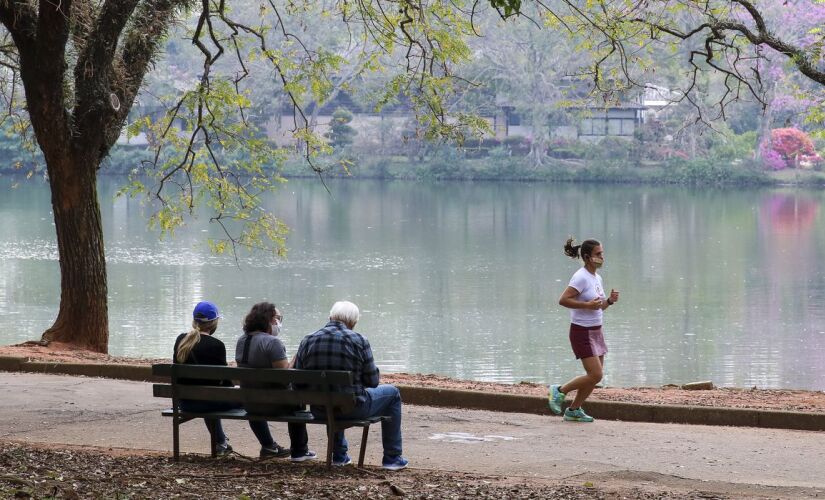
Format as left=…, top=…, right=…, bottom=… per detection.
left=161, top=408, right=315, bottom=423
left=160, top=409, right=388, bottom=427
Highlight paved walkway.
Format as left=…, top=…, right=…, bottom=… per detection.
left=3, top=373, right=825, bottom=497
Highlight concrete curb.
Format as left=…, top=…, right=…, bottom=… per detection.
left=0, top=357, right=165, bottom=383
left=2, top=356, right=823, bottom=432
left=399, top=385, right=825, bottom=432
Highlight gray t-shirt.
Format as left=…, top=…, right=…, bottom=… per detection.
left=234, top=332, right=287, bottom=368
left=234, top=332, right=289, bottom=411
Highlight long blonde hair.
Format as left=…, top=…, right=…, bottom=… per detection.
left=176, top=319, right=218, bottom=363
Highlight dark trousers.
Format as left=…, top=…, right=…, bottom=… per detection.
left=180, top=400, right=275, bottom=447
left=245, top=404, right=309, bottom=457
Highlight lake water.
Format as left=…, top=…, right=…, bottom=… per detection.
left=2, top=175, right=825, bottom=390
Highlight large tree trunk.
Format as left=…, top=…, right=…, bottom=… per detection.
left=41, top=157, right=108, bottom=353
left=2, top=0, right=189, bottom=354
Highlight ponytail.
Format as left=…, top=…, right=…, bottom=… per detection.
left=176, top=319, right=218, bottom=363
left=563, top=237, right=581, bottom=259
left=563, top=237, right=601, bottom=261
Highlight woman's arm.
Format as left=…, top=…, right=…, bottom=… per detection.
left=269, top=337, right=289, bottom=368
left=595, top=288, right=620, bottom=310
left=558, top=286, right=603, bottom=310
left=271, top=358, right=289, bottom=369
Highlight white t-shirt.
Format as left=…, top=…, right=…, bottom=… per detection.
left=568, top=267, right=605, bottom=327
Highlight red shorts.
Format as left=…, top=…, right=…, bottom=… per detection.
left=569, top=323, right=608, bottom=359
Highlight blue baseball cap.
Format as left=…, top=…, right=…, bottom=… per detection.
left=193, top=301, right=222, bottom=322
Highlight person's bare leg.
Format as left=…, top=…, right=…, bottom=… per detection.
left=560, top=356, right=603, bottom=408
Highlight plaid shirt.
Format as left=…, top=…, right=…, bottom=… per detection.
left=294, top=320, right=380, bottom=403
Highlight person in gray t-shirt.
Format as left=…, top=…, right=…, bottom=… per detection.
left=236, top=329, right=287, bottom=371
left=235, top=302, right=315, bottom=462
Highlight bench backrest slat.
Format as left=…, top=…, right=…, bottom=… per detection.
left=152, top=363, right=353, bottom=386
left=153, top=384, right=356, bottom=409
left=152, top=364, right=359, bottom=414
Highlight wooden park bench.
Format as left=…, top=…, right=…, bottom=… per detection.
left=152, top=364, right=389, bottom=467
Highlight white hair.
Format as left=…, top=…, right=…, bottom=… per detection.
left=329, top=301, right=360, bottom=327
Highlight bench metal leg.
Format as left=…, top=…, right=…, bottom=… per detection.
left=173, top=417, right=180, bottom=462
left=358, top=425, right=369, bottom=468
left=325, top=425, right=335, bottom=468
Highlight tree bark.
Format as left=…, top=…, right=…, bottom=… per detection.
left=7, top=0, right=188, bottom=354
left=41, top=156, right=108, bottom=353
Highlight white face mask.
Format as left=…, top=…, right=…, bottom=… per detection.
left=590, top=256, right=604, bottom=268
left=271, top=320, right=282, bottom=336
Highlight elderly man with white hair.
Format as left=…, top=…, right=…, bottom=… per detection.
left=293, top=301, right=408, bottom=471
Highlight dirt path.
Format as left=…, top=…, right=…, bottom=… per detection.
left=1, top=441, right=797, bottom=500
left=4, top=372, right=825, bottom=499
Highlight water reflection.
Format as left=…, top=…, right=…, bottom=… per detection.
left=760, top=193, right=819, bottom=234
left=1, top=177, right=825, bottom=390
left=751, top=192, right=825, bottom=389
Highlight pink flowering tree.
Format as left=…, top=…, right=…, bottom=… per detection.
left=761, top=128, right=823, bottom=170
left=746, top=1, right=825, bottom=154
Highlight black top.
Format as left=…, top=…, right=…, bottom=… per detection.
left=173, top=332, right=232, bottom=386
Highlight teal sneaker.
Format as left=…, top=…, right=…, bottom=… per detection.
left=563, top=407, right=594, bottom=423
left=548, top=384, right=565, bottom=415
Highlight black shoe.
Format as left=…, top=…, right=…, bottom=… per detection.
left=216, top=441, right=233, bottom=457
left=260, top=444, right=291, bottom=458
left=290, top=450, right=318, bottom=462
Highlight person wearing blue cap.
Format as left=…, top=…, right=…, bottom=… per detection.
left=173, top=301, right=276, bottom=457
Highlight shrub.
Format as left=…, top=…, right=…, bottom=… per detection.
left=585, top=137, right=633, bottom=161
left=647, top=146, right=689, bottom=161
left=461, top=137, right=501, bottom=158
left=324, top=108, right=356, bottom=148
left=488, top=146, right=511, bottom=161
left=502, top=135, right=526, bottom=146
left=502, top=135, right=530, bottom=155
left=547, top=138, right=587, bottom=159
left=762, top=128, right=822, bottom=170
left=709, top=131, right=758, bottom=161
left=662, top=158, right=769, bottom=185
left=759, top=143, right=787, bottom=171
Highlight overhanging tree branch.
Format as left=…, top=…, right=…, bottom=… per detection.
left=112, top=0, right=193, bottom=158
left=34, top=0, right=71, bottom=69
left=0, top=2, right=37, bottom=51
left=634, top=16, right=824, bottom=86
left=74, top=0, right=142, bottom=121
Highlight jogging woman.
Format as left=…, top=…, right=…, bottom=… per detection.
left=548, top=237, right=619, bottom=422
